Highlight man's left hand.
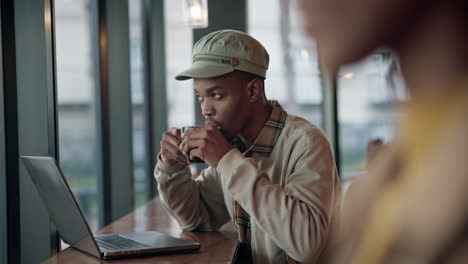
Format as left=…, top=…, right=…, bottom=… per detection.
left=180, top=125, right=234, bottom=167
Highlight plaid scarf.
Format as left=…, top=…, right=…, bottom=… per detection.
left=231, top=100, right=287, bottom=263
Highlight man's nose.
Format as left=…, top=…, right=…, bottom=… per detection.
left=202, top=101, right=214, bottom=117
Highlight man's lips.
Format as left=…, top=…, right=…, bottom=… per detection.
left=205, top=119, right=223, bottom=129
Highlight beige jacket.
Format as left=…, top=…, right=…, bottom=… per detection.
left=155, top=111, right=341, bottom=263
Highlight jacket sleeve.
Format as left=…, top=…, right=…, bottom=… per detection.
left=154, top=155, right=231, bottom=231
left=216, top=132, right=341, bottom=262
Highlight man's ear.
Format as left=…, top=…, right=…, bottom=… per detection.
left=247, top=79, right=263, bottom=103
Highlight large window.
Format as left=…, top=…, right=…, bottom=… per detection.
left=164, top=0, right=194, bottom=129
left=338, top=51, right=406, bottom=180
left=249, top=1, right=406, bottom=180
left=129, top=0, right=150, bottom=208
left=55, top=0, right=99, bottom=231
left=248, top=0, right=323, bottom=128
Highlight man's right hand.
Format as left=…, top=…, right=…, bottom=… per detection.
left=160, top=128, right=189, bottom=166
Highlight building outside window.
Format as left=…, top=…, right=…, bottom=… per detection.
left=55, top=0, right=99, bottom=231
left=338, top=51, right=407, bottom=180
left=249, top=0, right=407, bottom=180
left=129, top=0, right=151, bottom=207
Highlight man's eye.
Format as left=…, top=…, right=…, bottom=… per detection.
left=197, top=96, right=204, bottom=102
left=213, top=93, right=222, bottom=100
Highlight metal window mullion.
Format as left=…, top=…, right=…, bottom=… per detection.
left=45, top=0, right=60, bottom=254
left=147, top=0, right=168, bottom=195
left=95, top=0, right=134, bottom=226
left=93, top=0, right=112, bottom=227
left=141, top=0, right=157, bottom=200
left=322, top=69, right=341, bottom=175
left=0, top=3, right=7, bottom=260
left=2, top=2, right=21, bottom=262
left=1, top=2, right=17, bottom=263
left=2, top=0, right=59, bottom=263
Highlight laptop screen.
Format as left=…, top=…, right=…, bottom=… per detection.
left=21, top=156, right=101, bottom=257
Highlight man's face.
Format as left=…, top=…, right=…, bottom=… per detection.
left=193, top=71, right=252, bottom=139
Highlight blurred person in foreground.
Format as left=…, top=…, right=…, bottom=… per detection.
left=366, top=138, right=385, bottom=166
left=299, top=0, right=468, bottom=263
left=154, top=30, right=341, bottom=263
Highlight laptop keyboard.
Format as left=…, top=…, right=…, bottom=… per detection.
left=95, top=234, right=153, bottom=251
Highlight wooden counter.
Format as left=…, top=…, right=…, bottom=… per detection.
left=42, top=197, right=237, bottom=264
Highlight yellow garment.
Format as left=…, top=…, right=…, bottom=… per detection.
left=351, top=89, right=467, bottom=264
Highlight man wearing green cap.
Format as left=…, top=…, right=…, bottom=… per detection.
left=155, top=30, right=340, bottom=263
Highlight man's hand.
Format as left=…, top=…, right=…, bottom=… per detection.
left=160, top=127, right=189, bottom=166
left=180, top=125, right=234, bottom=167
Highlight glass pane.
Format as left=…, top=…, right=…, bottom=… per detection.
left=129, top=0, right=149, bottom=208
left=248, top=0, right=323, bottom=128
left=164, top=0, right=195, bottom=128
left=338, top=51, right=407, bottom=180
left=55, top=0, right=99, bottom=233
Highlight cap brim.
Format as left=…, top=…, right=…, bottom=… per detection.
left=175, top=61, right=234, bottom=81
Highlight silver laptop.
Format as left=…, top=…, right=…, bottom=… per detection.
left=21, top=156, right=200, bottom=259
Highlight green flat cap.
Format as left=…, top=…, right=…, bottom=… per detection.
left=175, top=30, right=269, bottom=81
